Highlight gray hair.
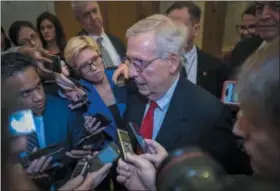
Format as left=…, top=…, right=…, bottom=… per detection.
left=71, top=1, right=96, bottom=16
left=126, top=14, right=188, bottom=60
left=237, top=37, right=279, bottom=135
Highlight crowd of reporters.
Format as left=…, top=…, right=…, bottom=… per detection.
left=1, top=1, right=280, bottom=191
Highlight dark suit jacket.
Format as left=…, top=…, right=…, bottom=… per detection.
left=43, top=95, right=87, bottom=150
left=182, top=49, right=229, bottom=98
left=77, top=29, right=126, bottom=59
left=229, top=36, right=263, bottom=79
left=124, top=74, right=251, bottom=175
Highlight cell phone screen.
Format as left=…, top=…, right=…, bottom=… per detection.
left=129, top=122, right=146, bottom=151
left=97, top=145, right=119, bottom=164
left=222, top=81, right=239, bottom=105
left=9, top=109, right=36, bottom=136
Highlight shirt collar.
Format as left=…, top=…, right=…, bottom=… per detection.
left=185, top=45, right=197, bottom=58
left=155, top=74, right=180, bottom=111
left=90, top=30, right=106, bottom=40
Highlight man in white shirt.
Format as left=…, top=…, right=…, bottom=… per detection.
left=166, top=2, right=229, bottom=98
left=72, top=1, right=126, bottom=67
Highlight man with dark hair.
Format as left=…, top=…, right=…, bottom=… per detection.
left=166, top=1, right=228, bottom=98
left=236, top=4, right=258, bottom=39
left=1, top=52, right=88, bottom=189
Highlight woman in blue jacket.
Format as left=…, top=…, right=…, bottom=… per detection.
left=64, top=36, right=126, bottom=144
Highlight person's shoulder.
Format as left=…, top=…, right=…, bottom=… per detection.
left=233, top=36, right=263, bottom=53
left=197, top=49, right=225, bottom=69
left=46, top=95, right=84, bottom=117
left=180, top=79, right=226, bottom=117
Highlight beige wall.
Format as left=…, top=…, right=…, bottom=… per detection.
left=222, top=1, right=250, bottom=51
left=1, top=1, right=55, bottom=35
left=160, top=1, right=205, bottom=49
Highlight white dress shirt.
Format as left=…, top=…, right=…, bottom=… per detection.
left=90, top=32, right=122, bottom=66
left=184, top=45, right=198, bottom=84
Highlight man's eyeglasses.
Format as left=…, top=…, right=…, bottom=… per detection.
left=236, top=24, right=257, bottom=34
left=78, top=55, right=102, bottom=74
left=18, top=33, right=39, bottom=47
left=125, top=57, right=159, bottom=73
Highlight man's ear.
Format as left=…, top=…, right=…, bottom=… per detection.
left=168, top=53, right=180, bottom=74
left=193, top=23, right=200, bottom=38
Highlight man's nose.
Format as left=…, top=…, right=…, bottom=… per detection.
left=90, top=12, right=98, bottom=20
left=260, top=5, right=273, bottom=20
left=129, top=64, right=137, bottom=78
left=33, top=90, right=44, bottom=102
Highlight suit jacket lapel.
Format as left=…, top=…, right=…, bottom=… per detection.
left=155, top=75, right=188, bottom=150
left=196, top=49, right=207, bottom=87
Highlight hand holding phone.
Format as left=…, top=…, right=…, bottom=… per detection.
left=70, top=142, right=118, bottom=179
left=221, top=81, right=239, bottom=106
left=128, top=122, right=147, bottom=153
left=117, top=129, right=134, bottom=160
left=84, top=113, right=112, bottom=135
left=25, top=152, right=53, bottom=176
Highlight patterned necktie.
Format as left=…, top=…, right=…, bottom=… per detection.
left=97, top=37, right=115, bottom=68
left=27, top=132, right=40, bottom=153
left=139, top=101, right=158, bottom=139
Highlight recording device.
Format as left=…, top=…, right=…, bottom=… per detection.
left=71, top=142, right=120, bottom=178
left=156, top=147, right=234, bottom=191
left=221, top=81, right=239, bottom=106
left=117, top=129, right=134, bottom=159
left=71, top=158, right=89, bottom=178
left=20, top=143, right=67, bottom=169
left=93, top=113, right=112, bottom=127
left=128, top=122, right=147, bottom=152
left=9, top=109, right=36, bottom=136
left=88, top=141, right=120, bottom=172
left=76, top=133, right=105, bottom=150
left=43, top=55, right=62, bottom=73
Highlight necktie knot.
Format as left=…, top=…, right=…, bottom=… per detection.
left=150, top=101, right=158, bottom=111
left=97, top=37, right=103, bottom=45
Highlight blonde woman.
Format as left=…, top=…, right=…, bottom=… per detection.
left=64, top=36, right=127, bottom=143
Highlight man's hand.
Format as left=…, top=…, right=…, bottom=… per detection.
left=25, top=155, right=53, bottom=177
left=112, top=61, right=130, bottom=84
left=66, top=148, right=92, bottom=160
left=58, top=163, right=112, bottom=190
left=18, top=47, right=52, bottom=64
left=140, top=139, right=168, bottom=168
left=116, top=153, right=156, bottom=190
left=84, top=116, right=107, bottom=135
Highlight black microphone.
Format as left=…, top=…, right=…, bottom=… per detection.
left=156, top=147, right=235, bottom=191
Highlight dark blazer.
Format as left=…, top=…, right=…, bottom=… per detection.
left=229, top=36, right=263, bottom=79
left=182, top=49, right=229, bottom=98
left=80, top=68, right=127, bottom=142
left=43, top=95, right=87, bottom=150
left=124, top=74, right=251, bottom=175
left=77, top=29, right=126, bottom=59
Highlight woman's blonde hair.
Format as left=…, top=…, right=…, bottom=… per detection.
left=64, top=35, right=100, bottom=68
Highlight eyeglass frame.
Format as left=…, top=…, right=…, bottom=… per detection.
left=18, top=32, right=40, bottom=47
left=77, top=54, right=103, bottom=74
left=125, top=56, right=160, bottom=73
left=236, top=24, right=257, bottom=35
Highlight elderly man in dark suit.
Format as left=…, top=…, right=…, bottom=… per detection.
left=123, top=14, right=251, bottom=175
left=72, top=1, right=126, bottom=68
left=1, top=52, right=90, bottom=189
